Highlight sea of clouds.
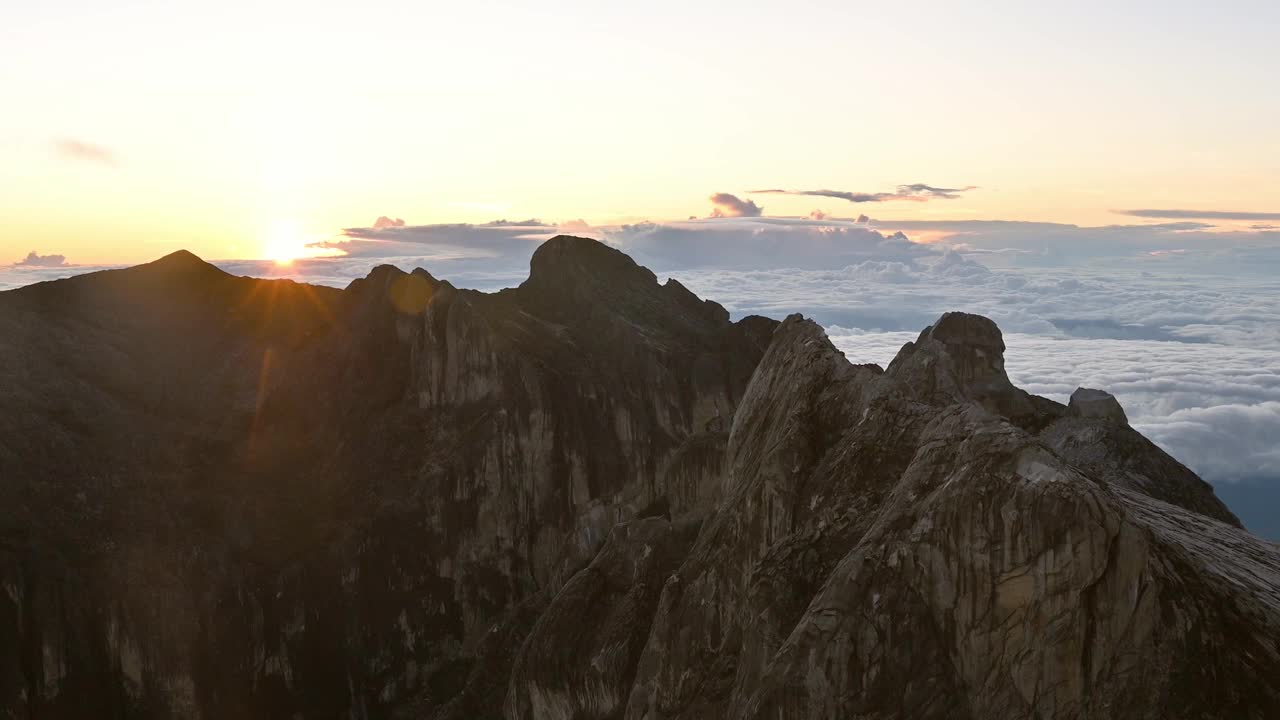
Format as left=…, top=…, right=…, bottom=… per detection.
left=5, top=215, right=1279, bottom=535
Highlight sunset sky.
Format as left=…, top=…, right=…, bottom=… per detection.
left=4, top=0, right=1279, bottom=265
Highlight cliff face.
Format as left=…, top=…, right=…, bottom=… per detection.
left=624, top=315, right=1275, bottom=719
left=1, top=237, right=1276, bottom=719
left=0, top=237, right=769, bottom=718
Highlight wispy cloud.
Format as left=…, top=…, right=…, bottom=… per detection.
left=1116, top=208, right=1280, bottom=221
left=13, top=251, right=68, bottom=267
left=751, top=183, right=977, bottom=204
left=896, top=183, right=978, bottom=199
left=709, top=192, right=763, bottom=218
left=53, top=138, right=117, bottom=166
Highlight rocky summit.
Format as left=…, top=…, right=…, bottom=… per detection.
left=1, top=236, right=1277, bottom=719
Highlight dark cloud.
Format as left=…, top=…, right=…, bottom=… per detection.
left=603, top=218, right=933, bottom=271
left=373, top=216, right=406, bottom=229
left=709, top=192, right=763, bottom=218
left=1103, top=221, right=1214, bottom=231
left=753, top=188, right=892, bottom=203
left=752, top=183, right=976, bottom=204
left=895, top=183, right=979, bottom=199
left=1250, top=224, right=1279, bottom=230
left=1116, top=209, right=1280, bottom=221
left=14, top=251, right=68, bottom=267
left=53, top=138, right=116, bottom=166
left=479, top=219, right=554, bottom=227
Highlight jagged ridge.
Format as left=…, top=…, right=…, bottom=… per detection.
left=0, top=237, right=1275, bottom=720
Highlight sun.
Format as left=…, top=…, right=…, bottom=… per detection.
left=262, top=221, right=311, bottom=266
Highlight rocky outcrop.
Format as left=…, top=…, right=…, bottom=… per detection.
left=1, top=239, right=1276, bottom=719
left=626, top=313, right=1274, bottom=719
left=1066, top=387, right=1128, bottom=423
left=504, top=516, right=698, bottom=720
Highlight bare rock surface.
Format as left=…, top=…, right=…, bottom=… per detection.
left=1, top=238, right=1275, bottom=719
left=1066, top=387, right=1128, bottom=423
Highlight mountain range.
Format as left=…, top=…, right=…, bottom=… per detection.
left=1, top=236, right=1277, bottom=719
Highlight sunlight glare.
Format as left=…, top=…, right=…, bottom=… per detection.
left=263, top=220, right=310, bottom=265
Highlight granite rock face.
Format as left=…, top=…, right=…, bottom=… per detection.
left=1066, top=387, right=1128, bottom=423
left=1, top=238, right=1276, bottom=719
left=0, top=237, right=769, bottom=718
left=626, top=315, right=1273, bottom=719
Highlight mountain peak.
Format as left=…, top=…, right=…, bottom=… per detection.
left=1067, top=387, right=1129, bottom=423
left=886, top=311, right=1033, bottom=416
left=128, top=249, right=228, bottom=283
left=150, top=249, right=212, bottom=269
left=920, top=311, right=1007, bottom=372
left=525, top=235, right=658, bottom=293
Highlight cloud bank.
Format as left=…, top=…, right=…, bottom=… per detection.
left=752, top=183, right=977, bottom=203
left=1117, top=209, right=1280, bottom=221
left=14, top=251, right=68, bottom=267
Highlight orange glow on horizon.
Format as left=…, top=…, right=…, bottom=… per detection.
left=261, top=220, right=341, bottom=265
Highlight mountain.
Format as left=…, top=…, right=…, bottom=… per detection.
left=1, top=236, right=1277, bottom=719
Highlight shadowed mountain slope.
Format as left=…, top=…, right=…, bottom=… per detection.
left=0, top=237, right=1274, bottom=719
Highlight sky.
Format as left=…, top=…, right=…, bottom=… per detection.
left=3, top=1, right=1279, bottom=534
left=3, top=0, right=1280, bottom=264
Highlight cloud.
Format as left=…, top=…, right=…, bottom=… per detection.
left=373, top=216, right=406, bottom=228
left=603, top=217, right=935, bottom=271
left=0, top=260, right=114, bottom=291
left=808, top=209, right=830, bottom=220
left=1138, top=402, right=1280, bottom=483
left=709, top=192, right=763, bottom=218
left=14, top=251, right=67, bottom=267
left=53, top=138, right=116, bottom=166
left=479, top=218, right=554, bottom=227
left=752, top=188, right=890, bottom=203
left=896, top=183, right=979, bottom=199
left=822, top=327, right=1280, bottom=494
left=633, top=219, right=1280, bottom=482
left=292, top=219, right=569, bottom=288
left=326, top=219, right=557, bottom=257
left=867, top=218, right=1280, bottom=270
left=287, top=211, right=1280, bottom=291
left=592, top=218, right=1278, bottom=491
left=751, top=184, right=977, bottom=204
left=1116, top=209, right=1280, bottom=221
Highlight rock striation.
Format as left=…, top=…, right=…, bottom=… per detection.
left=0, top=237, right=1276, bottom=719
